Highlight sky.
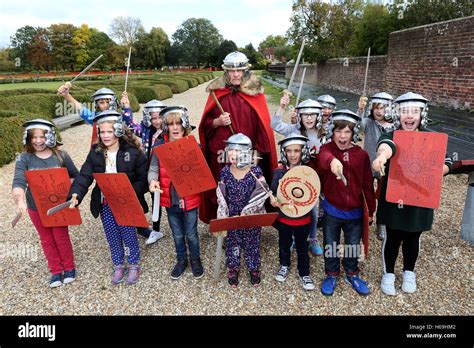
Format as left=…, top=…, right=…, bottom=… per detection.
left=0, top=0, right=293, bottom=49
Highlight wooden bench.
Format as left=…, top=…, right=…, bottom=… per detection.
left=52, top=114, right=85, bottom=130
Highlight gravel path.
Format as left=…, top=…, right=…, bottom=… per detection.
left=0, top=82, right=472, bottom=315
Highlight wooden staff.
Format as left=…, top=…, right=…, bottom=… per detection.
left=284, top=38, right=306, bottom=98
left=362, top=47, right=371, bottom=98
left=211, top=90, right=235, bottom=134
left=295, top=67, right=307, bottom=107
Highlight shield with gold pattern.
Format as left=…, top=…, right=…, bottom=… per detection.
left=277, top=165, right=321, bottom=218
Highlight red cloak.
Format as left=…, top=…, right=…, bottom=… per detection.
left=198, top=87, right=278, bottom=223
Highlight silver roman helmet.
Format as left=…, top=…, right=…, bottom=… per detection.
left=95, top=109, right=124, bottom=138
left=278, top=133, right=311, bottom=167
left=159, top=106, right=194, bottom=132
left=317, top=94, right=337, bottom=110
left=92, top=88, right=118, bottom=111
left=295, top=99, right=323, bottom=114
left=368, top=92, right=394, bottom=121
left=222, top=51, right=251, bottom=71
left=295, top=99, right=323, bottom=128
left=393, top=92, right=430, bottom=129
left=325, top=109, right=362, bottom=143
left=22, top=118, right=60, bottom=147
left=224, top=133, right=253, bottom=169
left=143, top=99, right=166, bottom=127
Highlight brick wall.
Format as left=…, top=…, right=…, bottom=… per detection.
left=284, top=16, right=473, bottom=110
left=385, top=16, right=473, bottom=110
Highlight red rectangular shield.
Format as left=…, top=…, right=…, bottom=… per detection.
left=386, top=130, right=448, bottom=209
left=210, top=213, right=279, bottom=233
left=93, top=173, right=148, bottom=227
left=153, top=135, right=216, bottom=197
left=25, top=168, right=82, bottom=227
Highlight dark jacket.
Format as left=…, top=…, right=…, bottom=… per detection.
left=69, top=140, right=149, bottom=218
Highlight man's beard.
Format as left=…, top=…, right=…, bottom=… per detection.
left=230, top=84, right=241, bottom=94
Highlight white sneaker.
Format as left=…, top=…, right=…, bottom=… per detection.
left=381, top=273, right=396, bottom=296
left=145, top=230, right=164, bottom=245
left=401, top=270, right=417, bottom=293
left=300, top=275, right=315, bottom=291
left=376, top=224, right=386, bottom=240
left=275, top=265, right=289, bottom=282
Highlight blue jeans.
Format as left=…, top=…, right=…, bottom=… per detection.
left=166, top=207, right=200, bottom=261
left=322, top=213, right=362, bottom=276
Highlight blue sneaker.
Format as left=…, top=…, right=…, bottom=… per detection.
left=345, top=274, right=370, bottom=296
left=321, top=275, right=337, bottom=296
left=49, top=273, right=62, bottom=288
left=63, top=269, right=76, bottom=284
left=309, top=239, right=323, bottom=256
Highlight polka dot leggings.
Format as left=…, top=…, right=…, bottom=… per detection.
left=100, top=203, right=140, bottom=266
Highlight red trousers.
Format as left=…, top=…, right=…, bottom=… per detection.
left=28, top=209, right=75, bottom=275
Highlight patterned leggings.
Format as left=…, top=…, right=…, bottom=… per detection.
left=100, top=204, right=140, bottom=266
left=226, top=228, right=261, bottom=271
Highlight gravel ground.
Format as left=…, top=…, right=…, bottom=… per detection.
left=0, top=82, right=472, bottom=316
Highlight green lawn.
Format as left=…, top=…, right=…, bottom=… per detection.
left=261, top=79, right=295, bottom=105
left=0, top=81, right=62, bottom=91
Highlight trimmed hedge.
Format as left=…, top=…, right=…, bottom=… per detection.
left=0, top=91, right=139, bottom=120
left=0, top=115, right=30, bottom=166
left=127, top=84, right=173, bottom=103
left=66, top=84, right=140, bottom=112
left=126, top=77, right=189, bottom=94
left=0, top=74, right=114, bottom=85
left=0, top=114, right=65, bottom=167
left=171, top=77, right=198, bottom=88
left=0, top=89, right=55, bottom=97
left=0, top=93, right=93, bottom=119
left=173, top=76, right=199, bottom=88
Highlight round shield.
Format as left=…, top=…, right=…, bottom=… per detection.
left=277, top=165, right=321, bottom=218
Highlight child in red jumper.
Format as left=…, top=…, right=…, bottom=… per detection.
left=318, top=110, right=376, bottom=296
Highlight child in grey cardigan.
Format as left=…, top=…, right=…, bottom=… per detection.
left=357, top=92, right=395, bottom=240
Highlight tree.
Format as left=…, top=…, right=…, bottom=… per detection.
left=48, top=24, right=77, bottom=70
left=9, top=25, right=41, bottom=69
left=134, top=27, right=170, bottom=69
left=107, top=44, right=129, bottom=70
left=287, top=0, right=364, bottom=62
left=214, top=39, right=238, bottom=67
left=166, top=42, right=183, bottom=67
left=258, top=35, right=288, bottom=53
left=274, top=46, right=291, bottom=62
left=109, top=16, right=145, bottom=46
left=0, top=48, right=15, bottom=72
left=87, top=29, right=115, bottom=70
left=172, top=18, right=223, bottom=67
left=349, top=4, right=396, bottom=56
left=241, top=43, right=267, bottom=70
left=28, top=28, right=51, bottom=71
left=391, top=0, right=474, bottom=30
left=73, top=24, right=92, bottom=68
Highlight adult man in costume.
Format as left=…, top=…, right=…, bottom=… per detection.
left=198, top=51, right=278, bottom=223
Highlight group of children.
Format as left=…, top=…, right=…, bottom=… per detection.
left=13, top=83, right=451, bottom=299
